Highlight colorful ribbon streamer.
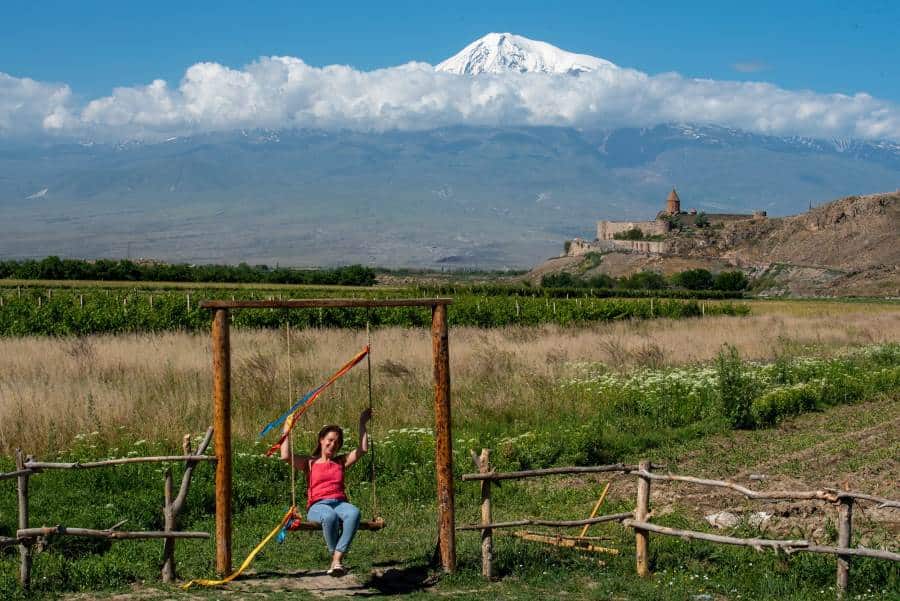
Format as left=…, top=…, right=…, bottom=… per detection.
left=181, top=507, right=296, bottom=589
left=263, top=345, right=369, bottom=457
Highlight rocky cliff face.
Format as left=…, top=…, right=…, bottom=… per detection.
left=727, top=193, right=897, bottom=269
left=668, top=192, right=899, bottom=295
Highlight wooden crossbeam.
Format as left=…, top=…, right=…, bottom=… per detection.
left=199, top=298, right=452, bottom=309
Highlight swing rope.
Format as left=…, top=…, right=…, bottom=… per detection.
left=286, top=323, right=297, bottom=512
left=366, top=322, right=378, bottom=518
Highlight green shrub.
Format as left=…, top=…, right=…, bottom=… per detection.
left=540, top=272, right=579, bottom=288
left=716, top=345, right=754, bottom=428
left=586, top=274, right=615, bottom=288
left=752, top=382, right=820, bottom=426
left=620, top=271, right=668, bottom=290
left=715, top=270, right=749, bottom=291
left=671, top=269, right=714, bottom=290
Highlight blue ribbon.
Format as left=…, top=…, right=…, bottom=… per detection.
left=259, top=384, right=323, bottom=438
left=276, top=523, right=289, bottom=544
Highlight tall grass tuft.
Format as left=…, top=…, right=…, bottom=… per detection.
left=716, top=344, right=754, bottom=428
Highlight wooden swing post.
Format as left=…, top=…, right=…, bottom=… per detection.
left=203, top=298, right=456, bottom=576
left=432, top=302, right=456, bottom=572
left=212, top=308, right=232, bottom=575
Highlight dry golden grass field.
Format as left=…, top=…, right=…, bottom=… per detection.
left=1, top=300, right=897, bottom=456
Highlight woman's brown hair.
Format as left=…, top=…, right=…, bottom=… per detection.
left=311, top=425, right=344, bottom=458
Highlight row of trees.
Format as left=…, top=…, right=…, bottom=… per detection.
left=0, top=257, right=377, bottom=286
left=541, top=268, right=749, bottom=291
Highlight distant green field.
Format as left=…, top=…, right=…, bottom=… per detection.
left=0, top=282, right=749, bottom=335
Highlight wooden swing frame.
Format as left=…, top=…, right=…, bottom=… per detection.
left=201, top=298, right=456, bottom=575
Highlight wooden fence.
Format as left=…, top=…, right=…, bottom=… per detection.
left=0, top=427, right=216, bottom=590
left=459, top=450, right=899, bottom=598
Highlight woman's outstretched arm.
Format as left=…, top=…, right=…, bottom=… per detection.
left=280, top=417, right=310, bottom=472
left=344, top=408, right=372, bottom=468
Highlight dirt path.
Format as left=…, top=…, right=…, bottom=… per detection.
left=62, top=564, right=438, bottom=600
left=64, top=570, right=372, bottom=600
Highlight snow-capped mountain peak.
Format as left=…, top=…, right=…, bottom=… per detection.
left=435, top=32, right=617, bottom=75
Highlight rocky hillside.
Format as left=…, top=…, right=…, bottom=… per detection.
left=679, top=192, right=899, bottom=272
left=530, top=191, right=900, bottom=297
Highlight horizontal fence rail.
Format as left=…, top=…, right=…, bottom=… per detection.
left=25, top=455, right=216, bottom=470
left=0, top=469, right=35, bottom=481
left=622, top=520, right=900, bottom=561
left=460, top=463, right=642, bottom=481
left=459, top=451, right=900, bottom=599
left=633, top=470, right=900, bottom=508
left=457, top=512, right=634, bottom=531
left=16, top=527, right=210, bottom=540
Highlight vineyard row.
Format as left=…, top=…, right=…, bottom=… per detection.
left=0, top=288, right=749, bottom=335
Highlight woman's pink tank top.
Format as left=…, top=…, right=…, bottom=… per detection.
left=307, top=459, right=347, bottom=509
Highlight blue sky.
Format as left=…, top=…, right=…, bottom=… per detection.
left=3, top=0, right=898, bottom=101
left=2, top=1, right=899, bottom=142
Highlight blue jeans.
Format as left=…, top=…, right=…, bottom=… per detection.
left=307, top=499, right=361, bottom=554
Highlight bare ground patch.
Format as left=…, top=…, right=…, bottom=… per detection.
left=596, top=395, right=900, bottom=543
left=62, top=564, right=439, bottom=600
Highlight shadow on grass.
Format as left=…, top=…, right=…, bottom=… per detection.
left=228, top=565, right=439, bottom=596
left=364, top=564, right=440, bottom=595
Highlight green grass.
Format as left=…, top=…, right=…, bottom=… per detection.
left=1, top=347, right=897, bottom=599
left=2, top=440, right=896, bottom=600
left=0, top=285, right=750, bottom=335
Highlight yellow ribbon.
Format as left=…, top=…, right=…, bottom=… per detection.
left=181, top=507, right=295, bottom=589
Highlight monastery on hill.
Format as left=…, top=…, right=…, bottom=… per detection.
left=568, top=188, right=766, bottom=256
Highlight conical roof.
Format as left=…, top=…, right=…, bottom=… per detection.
left=667, top=188, right=680, bottom=203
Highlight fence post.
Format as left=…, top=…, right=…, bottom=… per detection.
left=836, top=497, right=853, bottom=597
left=15, top=449, right=32, bottom=590
left=635, top=459, right=651, bottom=578
left=479, top=448, right=493, bottom=580
left=162, top=468, right=175, bottom=583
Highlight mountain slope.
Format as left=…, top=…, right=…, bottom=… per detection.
left=0, top=127, right=897, bottom=269
left=435, top=32, right=617, bottom=75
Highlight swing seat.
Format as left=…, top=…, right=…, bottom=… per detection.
left=298, top=517, right=386, bottom=531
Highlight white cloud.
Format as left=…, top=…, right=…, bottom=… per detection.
left=2, top=56, right=899, bottom=141
left=0, top=73, right=75, bottom=135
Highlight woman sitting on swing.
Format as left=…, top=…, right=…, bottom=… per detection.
left=281, top=408, right=372, bottom=576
